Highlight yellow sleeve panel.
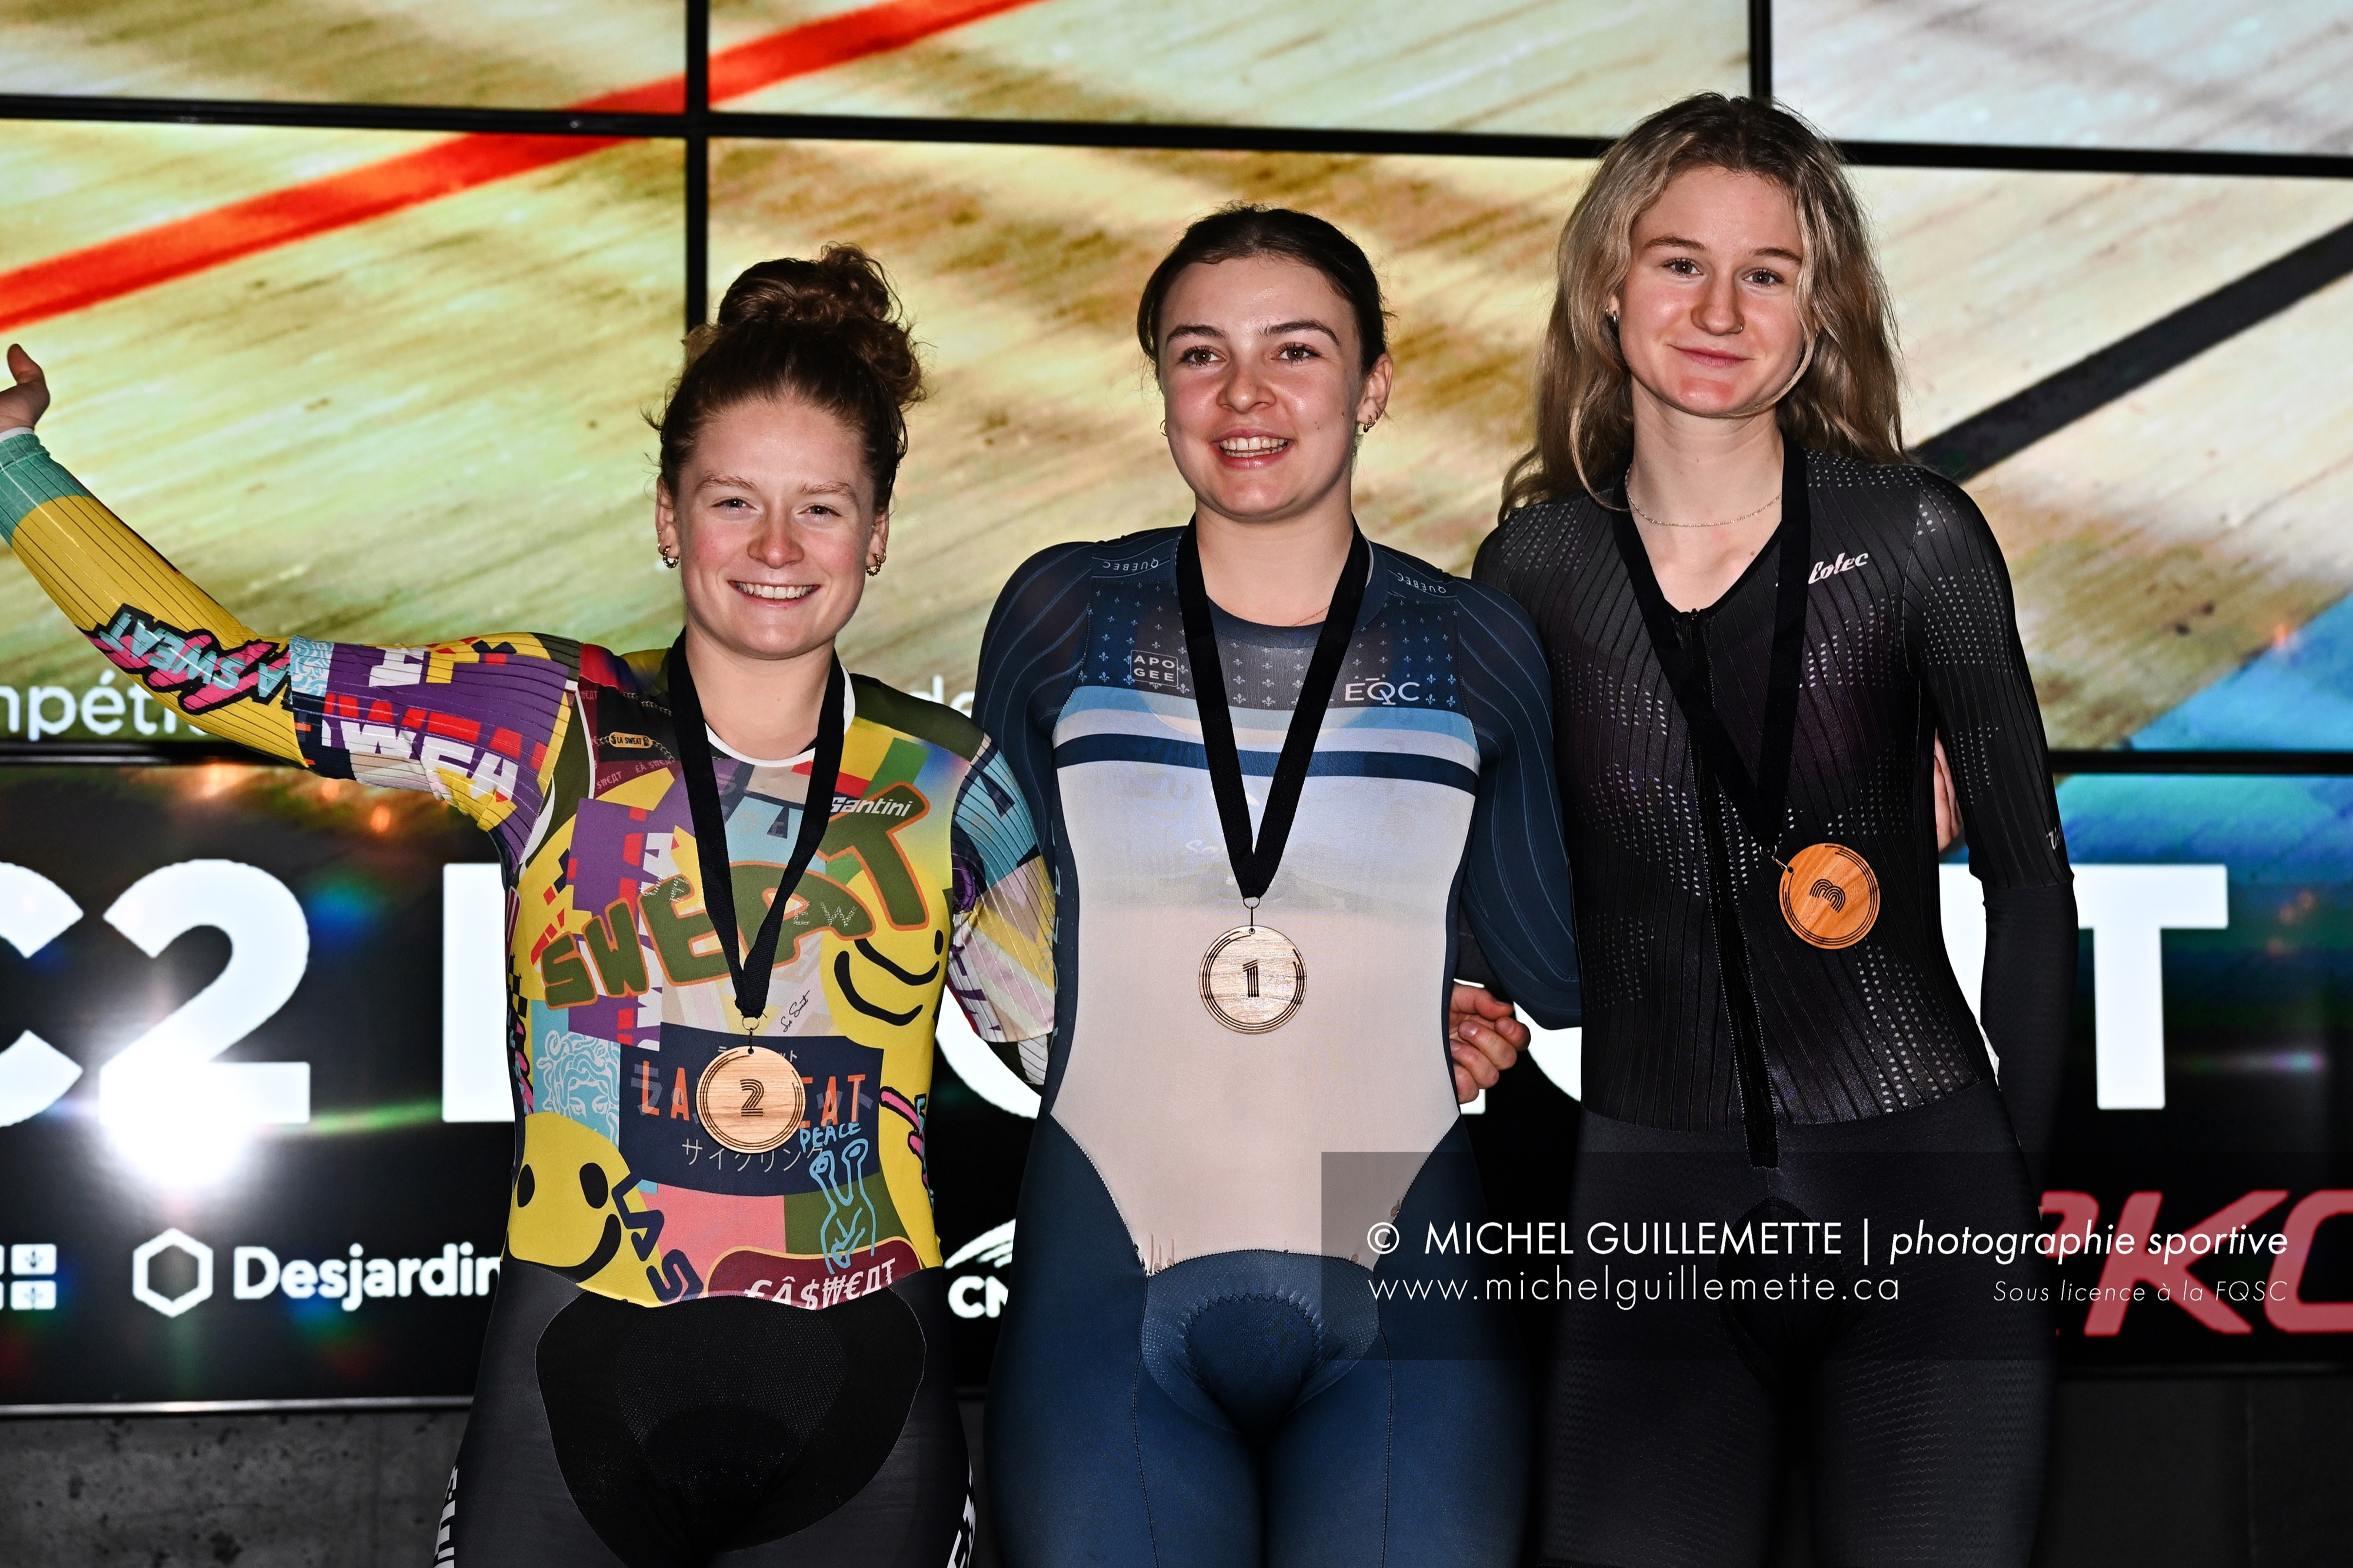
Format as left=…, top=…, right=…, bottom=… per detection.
left=1, top=434, right=302, bottom=760
left=1, top=432, right=581, bottom=852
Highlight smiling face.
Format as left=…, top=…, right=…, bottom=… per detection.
left=1155, top=253, right=1393, bottom=530
left=1612, top=165, right=1810, bottom=425
left=654, top=395, right=886, bottom=666
left=508, top=1112, right=652, bottom=1300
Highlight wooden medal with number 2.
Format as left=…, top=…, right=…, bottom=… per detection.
left=695, top=1045, right=806, bottom=1155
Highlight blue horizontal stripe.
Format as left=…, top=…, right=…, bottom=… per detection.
left=1053, top=732, right=1477, bottom=793
left=1059, top=681, right=1469, bottom=737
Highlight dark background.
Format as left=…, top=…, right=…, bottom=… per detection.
left=6, top=759, right=2353, bottom=1564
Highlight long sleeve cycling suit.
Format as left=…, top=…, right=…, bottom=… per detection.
left=0, top=428, right=1054, bottom=1568
left=1475, top=447, right=2075, bottom=1568
left=974, top=528, right=1580, bottom=1568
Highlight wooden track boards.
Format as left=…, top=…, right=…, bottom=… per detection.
left=0, top=0, right=678, bottom=106
left=1780, top=0, right=2353, bottom=155
left=4, top=1, right=2352, bottom=751
left=0, top=122, right=686, bottom=698
left=712, top=0, right=1745, bottom=134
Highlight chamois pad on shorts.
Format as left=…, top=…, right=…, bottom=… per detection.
left=536, top=1287, right=924, bottom=1567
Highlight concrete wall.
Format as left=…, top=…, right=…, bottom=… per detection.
left=0, top=1409, right=464, bottom=1567
left=4, top=1381, right=2350, bottom=1566
left=0, top=1403, right=1001, bottom=1568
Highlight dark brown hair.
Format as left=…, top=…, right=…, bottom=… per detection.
left=1135, top=206, right=1389, bottom=375
left=655, top=245, right=924, bottom=509
left=1502, top=94, right=1905, bottom=515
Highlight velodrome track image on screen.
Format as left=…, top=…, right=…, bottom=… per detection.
left=3, top=0, right=2351, bottom=761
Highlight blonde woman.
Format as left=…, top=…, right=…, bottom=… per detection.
left=1476, top=96, right=2073, bottom=1565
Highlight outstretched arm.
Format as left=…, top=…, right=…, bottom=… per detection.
left=2, top=347, right=305, bottom=762
left=0, top=346, right=574, bottom=843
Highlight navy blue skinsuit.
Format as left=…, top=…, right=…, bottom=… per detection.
left=973, top=531, right=1582, bottom=1568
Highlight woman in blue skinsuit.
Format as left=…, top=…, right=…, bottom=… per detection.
left=975, top=207, right=1582, bottom=1568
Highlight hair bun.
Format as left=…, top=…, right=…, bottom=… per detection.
left=718, top=245, right=894, bottom=333
left=656, top=244, right=926, bottom=509
left=704, top=244, right=921, bottom=409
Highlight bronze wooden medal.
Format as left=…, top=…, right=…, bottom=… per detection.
left=1777, top=842, right=1879, bottom=949
left=1175, top=523, right=1370, bottom=1036
left=1614, top=447, right=1883, bottom=956
left=695, top=1044, right=806, bottom=1154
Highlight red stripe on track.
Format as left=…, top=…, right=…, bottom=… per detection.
left=0, top=0, right=1051, bottom=332
left=0, top=134, right=626, bottom=331
left=708, top=0, right=1046, bottom=100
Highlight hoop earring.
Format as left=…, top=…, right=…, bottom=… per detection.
left=866, top=554, right=886, bottom=578
left=1358, top=420, right=1376, bottom=435
left=658, top=543, right=679, bottom=569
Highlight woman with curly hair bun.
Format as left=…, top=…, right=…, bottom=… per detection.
left=0, top=246, right=1052, bottom=1567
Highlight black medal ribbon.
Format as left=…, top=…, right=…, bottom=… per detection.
left=1611, top=442, right=1812, bottom=863
left=1175, top=522, right=1372, bottom=910
left=1611, top=443, right=1814, bottom=1167
left=663, top=635, right=846, bottom=1029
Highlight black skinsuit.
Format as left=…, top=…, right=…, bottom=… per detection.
left=1476, top=446, right=2074, bottom=1567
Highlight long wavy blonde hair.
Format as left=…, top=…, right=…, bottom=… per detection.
left=1501, top=94, right=1904, bottom=515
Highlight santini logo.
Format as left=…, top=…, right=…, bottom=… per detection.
left=1808, top=552, right=1869, bottom=584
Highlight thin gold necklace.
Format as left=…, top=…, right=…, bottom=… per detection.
left=1627, top=489, right=1779, bottom=530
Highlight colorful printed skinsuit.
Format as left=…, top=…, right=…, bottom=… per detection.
left=1, top=431, right=1050, bottom=1568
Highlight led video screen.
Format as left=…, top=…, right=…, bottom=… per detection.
left=4, top=758, right=2348, bottom=1406
left=709, top=0, right=1747, bottom=135
left=0, top=760, right=1034, bottom=1403
left=11, top=119, right=2353, bottom=755
left=0, top=118, right=686, bottom=742
left=0, top=764, right=510, bottom=1403
left=1779, top=0, right=2353, bottom=156
left=2029, top=766, right=2353, bottom=1366
left=0, top=0, right=686, bottom=110
left=0, top=0, right=1749, bottom=134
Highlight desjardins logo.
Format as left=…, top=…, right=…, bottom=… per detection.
left=131, top=1228, right=501, bottom=1317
